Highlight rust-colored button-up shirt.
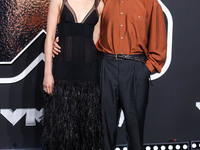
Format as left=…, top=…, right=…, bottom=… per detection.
left=96, top=0, right=167, bottom=73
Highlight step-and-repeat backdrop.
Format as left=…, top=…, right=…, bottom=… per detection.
left=0, top=0, right=200, bottom=149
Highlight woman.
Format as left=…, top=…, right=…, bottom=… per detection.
left=42, top=0, right=104, bottom=149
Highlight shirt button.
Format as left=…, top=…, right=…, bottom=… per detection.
left=121, top=12, right=123, bottom=15
left=121, top=1, right=124, bottom=3
left=121, top=37, right=123, bottom=39
left=121, top=24, right=123, bottom=27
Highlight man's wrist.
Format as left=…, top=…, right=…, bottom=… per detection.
left=145, top=59, right=155, bottom=73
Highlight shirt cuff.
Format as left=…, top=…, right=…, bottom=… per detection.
left=145, top=59, right=155, bottom=73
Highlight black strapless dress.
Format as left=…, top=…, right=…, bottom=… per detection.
left=42, top=0, right=102, bottom=149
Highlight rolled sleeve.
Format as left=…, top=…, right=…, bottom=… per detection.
left=145, top=0, right=167, bottom=73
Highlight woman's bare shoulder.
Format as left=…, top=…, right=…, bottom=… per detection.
left=49, top=0, right=62, bottom=10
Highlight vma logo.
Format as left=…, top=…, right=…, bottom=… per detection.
left=0, top=108, right=43, bottom=126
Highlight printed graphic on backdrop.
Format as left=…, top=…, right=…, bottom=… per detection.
left=0, top=108, right=43, bottom=126
left=0, top=31, right=46, bottom=148
left=0, top=1, right=48, bottom=147
left=0, top=0, right=49, bottom=62
left=0, top=30, right=46, bottom=83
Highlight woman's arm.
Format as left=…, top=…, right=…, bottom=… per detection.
left=93, top=1, right=104, bottom=44
left=43, top=0, right=62, bottom=95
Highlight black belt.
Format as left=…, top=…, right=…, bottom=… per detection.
left=98, top=52, right=146, bottom=63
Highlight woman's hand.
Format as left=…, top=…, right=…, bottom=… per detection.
left=43, top=73, right=54, bottom=95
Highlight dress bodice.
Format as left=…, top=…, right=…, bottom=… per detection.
left=59, top=0, right=99, bottom=26
left=53, top=0, right=100, bottom=81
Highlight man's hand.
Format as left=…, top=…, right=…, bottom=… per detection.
left=52, top=37, right=61, bottom=57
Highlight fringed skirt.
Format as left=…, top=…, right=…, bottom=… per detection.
left=42, top=81, right=102, bottom=150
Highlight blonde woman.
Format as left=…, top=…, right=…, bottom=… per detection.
left=42, top=0, right=104, bottom=149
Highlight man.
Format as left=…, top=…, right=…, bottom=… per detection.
left=53, top=0, right=167, bottom=149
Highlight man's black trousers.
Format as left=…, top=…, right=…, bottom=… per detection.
left=99, top=56, right=150, bottom=150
